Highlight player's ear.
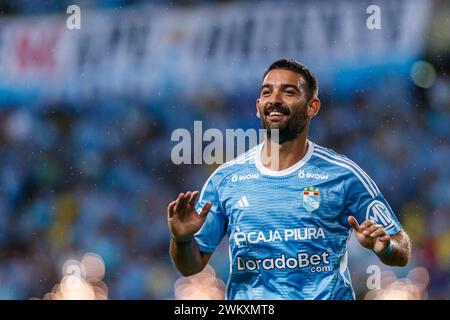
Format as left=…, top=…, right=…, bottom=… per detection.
left=256, top=99, right=261, bottom=119
left=308, top=98, right=321, bottom=118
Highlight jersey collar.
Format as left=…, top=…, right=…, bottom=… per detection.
left=255, top=139, right=315, bottom=176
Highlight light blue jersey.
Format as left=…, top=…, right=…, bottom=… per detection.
left=194, top=140, right=402, bottom=300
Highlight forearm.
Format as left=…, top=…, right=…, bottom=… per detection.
left=169, top=237, right=207, bottom=276
left=378, top=231, right=411, bottom=266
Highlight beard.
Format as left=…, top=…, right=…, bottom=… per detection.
left=259, top=103, right=309, bottom=144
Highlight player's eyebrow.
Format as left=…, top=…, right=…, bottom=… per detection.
left=260, top=83, right=300, bottom=93
left=260, top=84, right=271, bottom=92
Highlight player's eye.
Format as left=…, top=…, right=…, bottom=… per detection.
left=285, top=89, right=296, bottom=95
left=261, top=90, right=271, bottom=96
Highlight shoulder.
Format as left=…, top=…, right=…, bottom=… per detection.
left=310, top=142, right=380, bottom=197
left=310, top=142, right=355, bottom=174
left=204, top=145, right=257, bottom=186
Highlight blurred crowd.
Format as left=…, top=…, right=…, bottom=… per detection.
left=0, top=0, right=233, bottom=15
left=0, top=0, right=449, bottom=300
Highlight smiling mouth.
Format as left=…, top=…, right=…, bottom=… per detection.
left=265, top=110, right=290, bottom=122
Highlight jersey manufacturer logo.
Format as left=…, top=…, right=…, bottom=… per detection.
left=236, top=196, right=250, bottom=208
left=302, top=186, right=320, bottom=212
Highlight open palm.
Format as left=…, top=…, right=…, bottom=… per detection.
left=168, top=191, right=212, bottom=243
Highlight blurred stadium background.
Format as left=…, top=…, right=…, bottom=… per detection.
left=0, top=0, right=448, bottom=300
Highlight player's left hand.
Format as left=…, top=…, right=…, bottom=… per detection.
left=348, top=216, right=391, bottom=255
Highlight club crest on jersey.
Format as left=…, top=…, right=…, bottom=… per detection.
left=303, top=186, right=320, bottom=212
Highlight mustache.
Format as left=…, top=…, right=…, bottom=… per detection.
left=263, top=103, right=291, bottom=115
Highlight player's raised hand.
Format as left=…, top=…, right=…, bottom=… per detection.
left=348, top=216, right=391, bottom=255
left=167, top=191, right=212, bottom=244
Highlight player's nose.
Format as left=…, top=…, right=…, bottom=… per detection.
left=267, top=89, right=283, bottom=105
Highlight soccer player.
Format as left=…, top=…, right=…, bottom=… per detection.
left=168, top=59, right=411, bottom=299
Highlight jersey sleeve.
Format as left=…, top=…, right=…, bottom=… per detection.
left=343, top=170, right=402, bottom=235
left=194, top=172, right=228, bottom=253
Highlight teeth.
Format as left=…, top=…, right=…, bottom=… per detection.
left=269, top=112, right=284, bottom=116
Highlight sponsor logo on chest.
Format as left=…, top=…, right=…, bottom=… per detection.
left=231, top=173, right=260, bottom=183
left=298, top=170, right=329, bottom=180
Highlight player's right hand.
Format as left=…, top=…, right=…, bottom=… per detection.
left=167, top=191, right=212, bottom=244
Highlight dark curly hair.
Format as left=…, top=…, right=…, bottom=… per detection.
left=263, top=59, right=319, bottom=99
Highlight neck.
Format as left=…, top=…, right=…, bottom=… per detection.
left=261, top=128, right=309, bottom=171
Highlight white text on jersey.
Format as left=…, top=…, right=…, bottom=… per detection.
left=298, top=170, right=329, bottom=180
left=231, top=173, right=260, bottom=182
left=237, top=251, right=332, bottom=272
left=233, top=228, right=325, bottom=246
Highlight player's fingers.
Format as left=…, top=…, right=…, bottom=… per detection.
left=177, top=192, right=190, bottom=210
left=363, top=224, right=381, bottom=236
left=175, top=193, right=184, bottom=204
left=174, top=193, right=187, bottom=214
left=167, top=201, right=177, bottom=218
left=199, top=201, right=212, bottom=220
left=369, top=228, right=386, bottom=238
left=379, top=235, right=391, bottom=242
left=188, top=191, right=199, bottom=207
left=359, top=219, right=374, bottom=232
left=182, top=191, right=192, bottom=208
left=348, top=216, right=361, bottom=232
